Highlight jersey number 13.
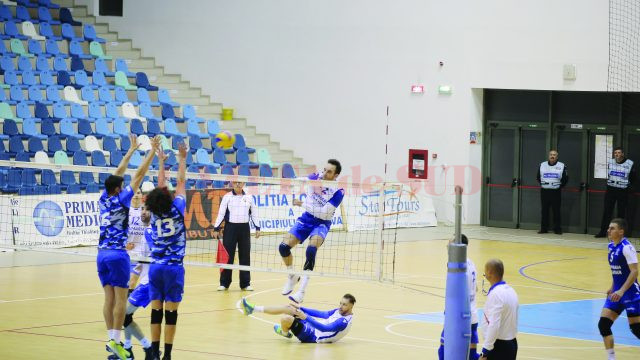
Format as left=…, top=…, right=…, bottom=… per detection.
left=155, top=219, right=176, bottom=237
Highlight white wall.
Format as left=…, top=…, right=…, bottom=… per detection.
left=83, top=0, right=609, bottom=223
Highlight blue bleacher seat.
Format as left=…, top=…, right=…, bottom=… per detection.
left=96, top=119, right=117, bottom=140
left=86, top=182, right=100, bottom=193
left=238, top=164, right=252, bottom=178
left=72, top=150, right=88, bottom=165
left=214, top=148, right=236, bottom=167
left=66, top=183, right=82, bottom=194
left=83, top=24, right=105, bottom=43
left=4, top=21, right=28, bottom=40
left=91, top=150, right=107, bottom=167
left=158, top=89, right=179, bottom=107
left=15, top=151, right=30, bottom=162
left=188, top=135, right=205, bottom=153
left=18, top=0, right=38, bottom=8
left=0, top=87, right=10, bottom=104
left=46, top=135, right=62, bottom=155
left=161, top=103, right=185, bottom=122
left=38, top=22, right=62, bottom=41
left=46, top=39, right=67, bottom=58
left=94, top=58, right=114, bottom=77
left=164, top=118, right=186, bottom=138
left=1, top=55, right=18, bottom=75
left=40, top=69, right=58, bottom=88
left=27, top=86, right=43, bottom=105
left=70, top=103, right=87, bottom=119
left=187, top=119, right=208, bottom=139
left=36, top=56, right=51, bottom=72
left=38, top=6, right=60, bottom=25
left=75, top=70, right=95, bottom=89
left=78, top=118, right=93, bottom=136
left=105, top=102, right=120, bottom=119
left=88, top=102, right=105, bottom=120
left=24, top=118, right=47, bottom=140
left=47, top=184, right=62, bottom=194
left=109, top=150, right=123, bottom=167
left=81, top=86, right=100, bottom=104
left=41, top=169, right=57, bottom=187
left=99, top=172, right=109, bottom=185
left=120, top=134, right=131, bottom=152
left=8, top=136, right=25, bottom=157
left=130, top=118, right=144, bottom=135
left=115, top=59, right=135, bottom=77
left=18, top=56, right=34, bottom=73
left=135, top=72, right=158, bottom=91
left=17, top=101, right=37, bottom=120
left=259, top=164, right=273, bottom=177
left=53, top=56, right=68, bottom=73
left=39, top=0, right=60, bottom=9
left=114, top=87, right=130, bottom=104
left=28, top=40, right=47, bottom=59
left=233, top=133, right=255, bottom=154
left=65, top=137, right=84, bottom=156
left=3, top=120, right=20, bottom=138
left=57, top=70, right=78, bottom=88
left=0, top=39, right=11, bottom=57
left=70, top=56, right=87, bottom=74
left=282, top=163, right=296, bottom=178
left=21, top=169, right=38, bottom=191
left=16, top=6, right=36, bottom=23
left=137, top=88, right=159, bottom=106
left=22, top=70, right=41, bottom=89
left=128, top=151, right=142, bottom=169
left=182, top=104, right=204, bottom=123
left=60, top=170, right=77, bottom=190
left=61, top=118, right=84, bottom=139
left=236, top=148, right=258, bottom=168
left=11, top=85, right=32, bottom=104
left=52, top=102, right=69, bottom=121
left=35, top=101, right=51, bottom=119
left=3, top=169, right=23, bottom=193
left=0, top=5, right=12, bottom=21
left=146, top=118, right=162, bottom=137
left=98, top=86, right=115, bottom=104
left=3, top=70, right=20, bottom=88
left=221, top=164, right=234, bottom=176
left=59, top=7, right=81, bottom=26
left=139, top=102, right=159, bottom=120
left=92, top=71, right=110, bottom=89
left=114, top=118, right=129, bottom=137
left=41, top=118, right=56, bottom=137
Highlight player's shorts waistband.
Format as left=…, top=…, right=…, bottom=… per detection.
left=98, top=248, right=127, bottom=253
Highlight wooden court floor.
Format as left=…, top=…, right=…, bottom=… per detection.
left=0, top=229, right=639, bottom=359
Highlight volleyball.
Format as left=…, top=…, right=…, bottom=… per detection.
left=215, top=131, right=236, bottom=149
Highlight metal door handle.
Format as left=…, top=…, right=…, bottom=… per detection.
left=511, top=178, right=519, bottom=187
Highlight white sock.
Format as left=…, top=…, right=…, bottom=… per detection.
left=254, top=306, right=265, bottom=312
left=298, top=275, right=310, bottom=292
left=113, top=329, right=121, bottom=342
left=606, top=348, right=615, bottom=360
left=286, top=265, right=293, bottom=271
left=140, top=338, right=151, bottom=348
left=124, top=339, right=132, bottom=348
left=107, top=329, right=113, bottom=340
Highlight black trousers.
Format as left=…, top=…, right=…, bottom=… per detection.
left=487, top=339, right=518, bottom=360
left=540, top=188, right=561, bottom=232
left=599, top=186, right=629, bottom=234
left=219, top=222, right=251, bottom=288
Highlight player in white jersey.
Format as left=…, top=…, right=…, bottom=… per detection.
left=279, top=159, right=344, bottom=304
left=126, top=189, right=147, bottom=293
left=241, top=294, right=355, bottom=343
left=438, top=234, right=480, bottom=360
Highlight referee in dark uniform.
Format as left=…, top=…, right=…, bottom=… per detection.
left=595, top=147, right=635, bottom=238
left=537, top=150, right=568, bottom=235
left=213, top=181, right=260, bottom=291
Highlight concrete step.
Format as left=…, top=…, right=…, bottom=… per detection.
left=167, top=88, right=202, bottom=98
left=130, top=66, right=164, bottom=77
left=173, top=96, right=209, bottom=105
left=128, top=58, right=156, bottom=68
left=108, top=49, right=143, bottom=59
left=152, top=74, right=182, bottom=84
left=75, top=15, right=95, bottom=25
left=106, top=40, right=133, bottom=52
left=103, top=33, right=119, bottom=42
left=154, top=81, right=191, bottom=90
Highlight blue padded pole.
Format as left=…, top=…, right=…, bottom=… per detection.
left=444, top=186, right=471, bottom=359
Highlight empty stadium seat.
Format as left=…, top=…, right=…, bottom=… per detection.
left=23, top=118, right=46, bottom=140
left=115, top=59, right=135, bottom=77
left=91, top=150, right=107, bottom=167
left=38, top=6, right=59, bottom=25
left=16, top=6, right=36, bottom=24
left=89, top=41, right=111, bottom=60
left=187, top=119, right=208, bottom=139
left=27, top=137, right=45, bottom=154
left=164, top=118, right=186, bottom=138
left=161, top=103, right=185, bottom=122
left=122, top=102, right=144, bottom=120
left=60, top=118, right=84, bottom=139
left=3, top=21, right=28, bottom=40
left=94, top=58, right=114, bottom=77
left=64, top=85, right=87, bottom=104
left=41, top=118, right=57, bottom=136
left=214, top=148, right=236, bottom=167
left=38, top=22, right=61, bottom=41
left=34, top=150, right=50, bottom=164
left=135, top=72, right=158, bottom=91
left=281, top=163, right=296, bottom=178
left=46, top=135, right=63, bottom=156
left=158, top=89, right=179, bottom=107
left=130, top=118, right=145, bottom=136
left=46, top=39, right=67, bottom=58
left=96, top=118, right=118, bottom=139
left=137, top=88, right=159, bottom=106
left=69, top=40, right=91, bottom=60
left=83, top=24, right=105, bottom=43
left=113, top=118, right=129, bottom=137
left=78, top=118, right=94, bottom=136
left=59, top=8, right=81, bottom=26
left=259, top=163, right=273, bottom=177
left=115, top=71, right=137, bottom=90
left=256, top=148, right=279, bottom=167
left=236, top=148, right=258, bottom=168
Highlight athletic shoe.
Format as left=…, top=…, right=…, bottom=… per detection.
left=217, top=285, right=228, bottom=291
left=241, top=285, right=254, bottom=291
left=288, top=289, right=305, bottom=304
left=106, top=340, right=131, bottom=360
left=273, top=324, right=293, bottom=338
left=281, top=274, right=300, bottom=295
left=241, top=297, right=254, bottom=315
left=143, top=346, right=154, bottom=360
left=161, top=355, right=171, bottom=360
left=124, top=346, right=134, bottom=359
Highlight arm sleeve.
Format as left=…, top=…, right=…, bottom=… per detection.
left=301, top=307, right=335, bottom=319
left=561, top=166, right=569, bottom=187
left=303, top=189, right=345, bottom=221
left=629, top=164, right=636, bottom=188
left=144, top=228, right=154, bottom=250
left=482, top=293, right=503, bottom=353
left=173, top=195, right=186, bottom=216
left=118, top=185, right=135, bottom=207
left=248, top=195, right=260, bottom=231
left=623, top=244, right=639, bottom=265
left=536, top=167, right=541, bottom=184
left=304, top=316, right=349, bottom=332
left=213, top=194, right=229, bottom=230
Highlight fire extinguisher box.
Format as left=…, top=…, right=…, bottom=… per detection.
left=408, top=149, right=428, bottom=179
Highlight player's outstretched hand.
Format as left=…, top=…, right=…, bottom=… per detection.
left=155, top=143, right=168, bottom=162
left=129, top=134, right=140, bottom=152
left=293, top=199, right=303, bottom=207
left=178, top=142, right=188, bottom=159
left=294, top=309, right=307, bottom=320
left=150, top=135, right=161, bottom=151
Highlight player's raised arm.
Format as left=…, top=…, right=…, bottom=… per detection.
left=130, top=136, right=159, bottom=191
left=155, top=142, right=168, bottom=188
left=175, top=142, right=188, bottom=198
left=114, top=134, right=141, bottom=177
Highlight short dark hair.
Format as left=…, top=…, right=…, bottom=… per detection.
left=611, top=218, right=627, bottom=234
left=105, top=175, right=124, bottom=195
left=343, top=293, right=356, bottom=304
left=486, top=259, right=504, bottom=279
left=614, top=146, right=624, bottom=153
left=328, top=159, right=342, bottom=175
left=145, top=187, right=173, bottom=217
left=461, top=234, right=468, bottom=245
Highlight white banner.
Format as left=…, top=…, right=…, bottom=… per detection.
left=0, top=196, right=13, bottom=247
left=343, top=185, right=437, bottom=231
left=12, top=193, right=100, bottom=248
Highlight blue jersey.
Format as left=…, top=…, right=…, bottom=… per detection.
left=150, top=196, right=186, bottom=266
left=98, top=185, right=134, bottom=250
left=608, top=238, right=640, bottom=303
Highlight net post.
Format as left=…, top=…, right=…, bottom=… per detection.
left=454, top=185, right=462, bottom=244
left=376, top=182, right=386, bottom=281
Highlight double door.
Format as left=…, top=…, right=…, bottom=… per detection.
left=484, top=123, right=617, bottom=233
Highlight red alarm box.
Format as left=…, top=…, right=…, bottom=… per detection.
left=408, top=149, right=428, bottom=179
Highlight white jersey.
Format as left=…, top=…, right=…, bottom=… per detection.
left=313, top=311, right=354, bottom=343
left=127, top=207, right=148, bottom=259
left=137, top=263, right=150, bottom=285
left=302, top=173, right=345, bottom=221
left=467, top=259, right=479, bottom=324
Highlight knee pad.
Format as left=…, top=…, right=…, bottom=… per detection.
left=598, top=317, right=614, bottom=337
left=631, top=322, right=640, bottom=339
left=151, top=308, right=163, bottom=325
left=279, top=242, right=291, bottom=257
left=303, top=246, right=317, bottom=271
left=165, top=310, right=178, bottom=325
left=123, top=313, right=133, bottom=328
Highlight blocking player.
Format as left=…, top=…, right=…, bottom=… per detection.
left=98, top=135, right=159, bottom=360
left=438, top=234, right=479, bottom=360
left=126, top=189, right=147, bottom=293
left=241, top=293, right=355, bottom=343
left=144, top=142, right=187, bottom=360
left=598, top=218, right=640, bottom=360
left=279, top=159, right=344, bottom=303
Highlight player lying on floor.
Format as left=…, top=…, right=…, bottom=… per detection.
left=241, top=293, right=355, bottom=343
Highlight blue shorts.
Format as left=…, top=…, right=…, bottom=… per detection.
left=604, top=297, right=640, bottom=317
left=97, top=249, right=130, bottom=288
left=289, top=213, right=331, bottom=243
left=292, top=319, right=317, bottom=343
left=148, top=264, right=185, bottom=303
left=130, top=262, right=141, bottom=275
left=129, top=283, right=151, bottom=308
